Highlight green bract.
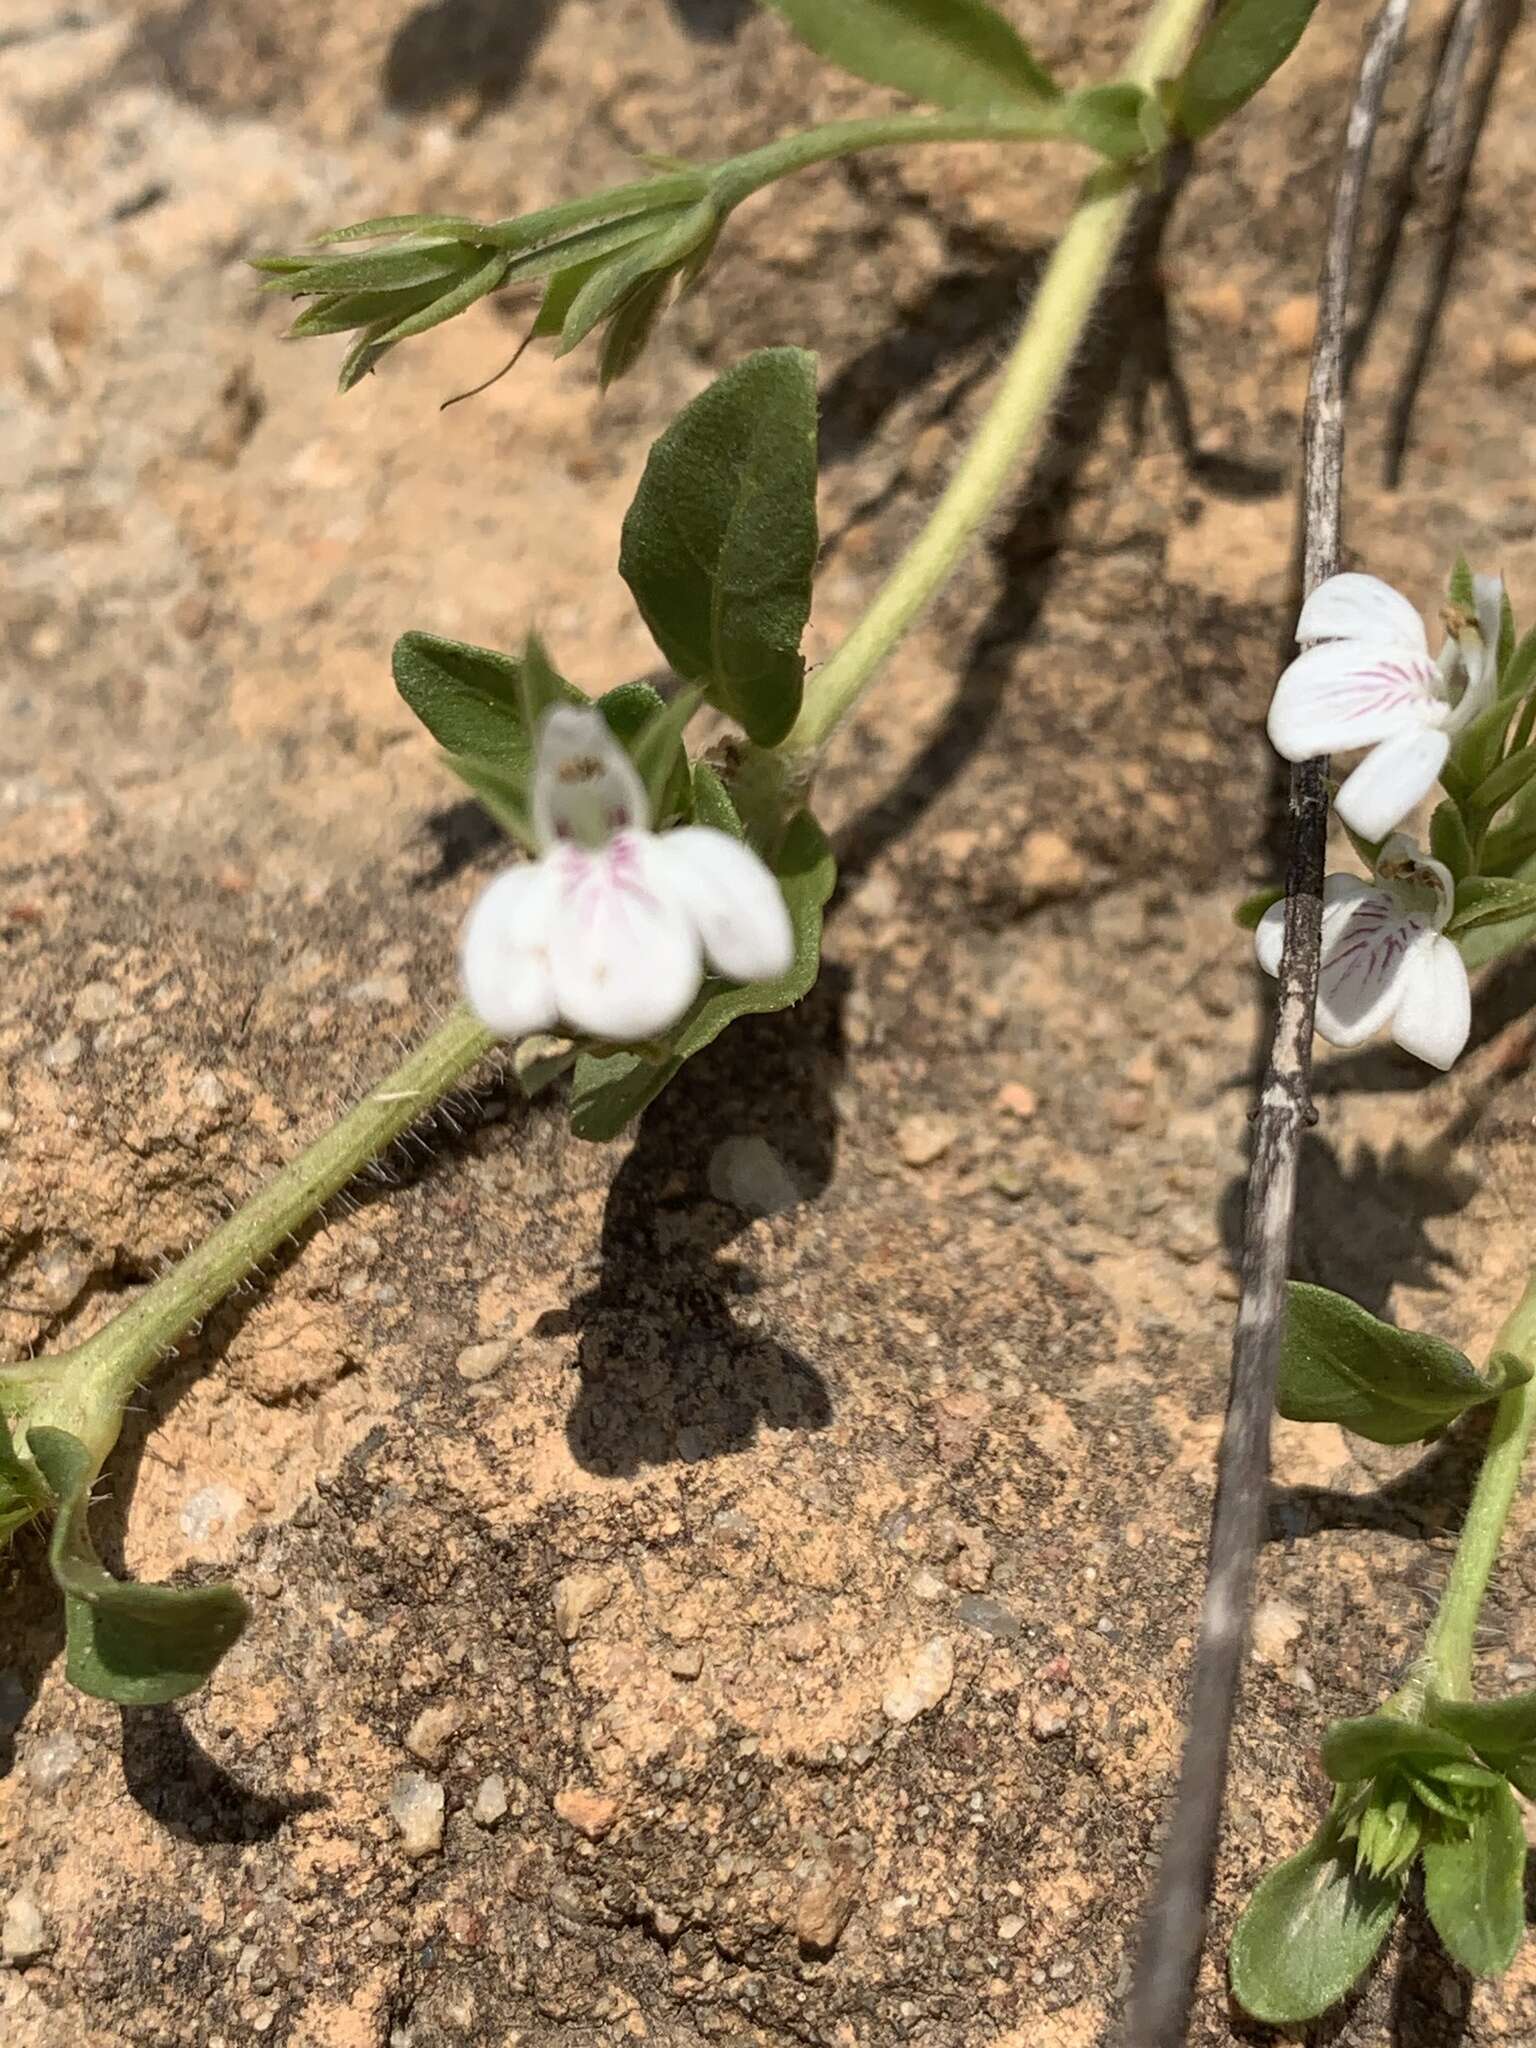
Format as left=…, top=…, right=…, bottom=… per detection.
left=1170, top=0, right=1320, bottom=140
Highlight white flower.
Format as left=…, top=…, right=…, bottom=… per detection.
left=461, top=705, right=794, bottom=1043
left=1267, top=571, right=1502, bottom=841
left=1254, top=833, right=1470, bottom=1070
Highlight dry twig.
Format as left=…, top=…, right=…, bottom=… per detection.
left=1121, top=4, right=1415, bottom=2042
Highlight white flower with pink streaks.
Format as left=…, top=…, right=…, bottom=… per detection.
left=461, top=704, right=793, bottom=1044
left=1254, top=834, right=1470, bottom=1070
left=1267, top=571, right=1502, bottom=841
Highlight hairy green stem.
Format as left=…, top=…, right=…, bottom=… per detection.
left=23, top=1004, right=494, bottom=1462
left=785, top=0, right=1209, bottom=755
left=709, top=106, right=1067, bottom=210
left=1422, top=1271, right=1536, bottom=1696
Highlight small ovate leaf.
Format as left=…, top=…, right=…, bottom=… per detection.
left=1172, top=0, right=1320, bottom=142
left=1467, top=747, right=1536, bottom=828
left=513, top=1034, right=577, bottom=1099
left=619, top=347, right=818, bottom=748
left=1429, top=799, right=1474, bottom=883
left=1447, top=874, right=1536, bottom=936
left=1428, top=1686, right=1536, bottom=1796
left=761, top=0, right=1058, bottom=110
left=1321, top=1712, right=1476, bottom=1785
left=1421, top=1783, right=1527, bottom=1977
left=393, top=631, right=581, bottom=771
left=1279, top=1281, right=1511, bottom=1445
left=1234, top=884, right=1283, bottom=930
left=1229, top=1828, right=1400, bottom=2025
left=28, top=1427, right=248, bottom=1706
left=1062, top=84, right=1154, bottom=163
left=569, top=809, right=835, bottom=1139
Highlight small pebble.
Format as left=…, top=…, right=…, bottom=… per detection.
left=957, top=1594, right=1021, bottom=1643
left=42, top=1032, right=82, bottom=1071
left=553, top=1571, right=611, bottom=1643
left=388, top=1772, right=444, bottom=1859
left=882, top=1637, right=955, bottom=1725
left=454, top=1338, right=511, bottom=1384
left=471, top=1775, right=508, bottom=1827
left=2, top=1894, right=51, bottom=1965
left=554, top=1785, right=619, bottom=1840
left=1250, top=1597, right=1305, bottom=1670
left=999, top=1913, right=1026, bottom=1941
left=995, top=1083, right=1037, bottom=1121
left=1030, top=1701, right=1072, bottom=1740
left=668, top=1645, right=704, bottom=1680
left=896, top=1114, right=958, bottom=1169
left=24, top=1731, right=82, bottom=1793
left=72, top=981, right=119, bottom=1024
left=405, top=1701, right=461, bottom=1767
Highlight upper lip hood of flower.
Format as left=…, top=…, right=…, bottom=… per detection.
left=460, top=705, right=794, bottom=1045
left=1266, top=571, right=1501, bottom=842
left=1254, top=831, right=1470, bottom=1071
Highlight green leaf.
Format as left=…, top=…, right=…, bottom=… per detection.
left=569, top=808, right=835, bottom=1139
left=1422, top=1783, right=1526, bottom=1977
left=28, top=1427, right=248, bottom=1706
left=1279, top=1282, right=1524, bottom=1446
left=1229, top=1828, right=1400, bottom=2025
left=1427, top=1686, right=1536, bottom=1795
left=1467, top=747, right=1536, bottom=828
left=393, top=631, right=581, bottom=772
left=1061, top=84, right=1154, bottom=163
left=619, top=348, right=818, bottom=748
left=1172, top=0, right=1320, bottom=141
left=761, top=0, right=1057, bottom=110
left=1353, top=1782, right=1423, bottom=1879
left=690, top=759, right=745, bottom=837
left=1321, top=1712, right=1477, bottom=1785
left=1447, top=873, right=1536, bottom=936
left=502, top=208, right=695, bottom=296
left=1234, top=884, right=1283, bottom=930
left=1500, top=626, right=1536, bottom=708
left=1448, top=553, right=1477, bottom=613
left=1429, top=799, right=1474, bottom=882
left=441, top=752, right=535, bottom=850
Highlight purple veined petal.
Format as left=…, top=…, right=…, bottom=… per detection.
left=643, top=827, right=794, bottom=985
left=460, top=859, right=562, bottom=1038
left=1390, top=933, right=1471, bottom=1071
left=1267, top=640, right=1444, bottom=761
left=1313, top=885, right=1426, bottom=1048
left=1376, top=832, right=1456, bottom=931
left=1295, top=573, right=1428, bottom=653
left=547, top=832, right=703, bottom=1041
left=532, top=704, right=650, bottom=852
left=1254, top=873, right=1374, bottom=983
left=1474, top=573, right=1504, bottom=667
left=1334, top=727, right=1450, bottom=840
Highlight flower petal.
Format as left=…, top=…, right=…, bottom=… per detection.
left=643, top=827, right=794, bottom=985
left=1254, top=898, right=1286, bottom=978
left=1268, top=641, right=1443, bottom=761
left=1377, top=832, right=1456, bottom=930
left=1335, top=727, right=1450, bottom=840
left=460, top=860, right=560, bottom=1038
left=532, top=704, right=649, bottom=852
left=1390, top=934, right=1470, bottom=1070
left=548, top=833, right=702, bottom=1041
left=1474, top=573, right=1504, bottom=666
left=1314, top=885, right=1423, bottom=1048
left=1255, top=874, right=1372, bottom=982
left=1296, top=573, right=1428, bottom=653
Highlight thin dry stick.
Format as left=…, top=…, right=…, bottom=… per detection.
left=1121, top=4, right=1415, bottom=2043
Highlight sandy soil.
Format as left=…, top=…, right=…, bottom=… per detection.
left=4, top=1, right=1536, bottom=2042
